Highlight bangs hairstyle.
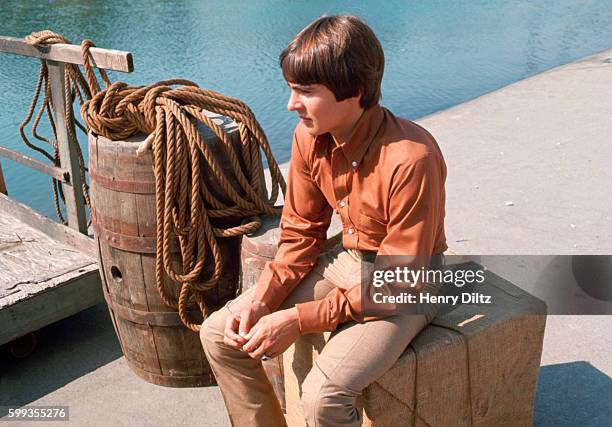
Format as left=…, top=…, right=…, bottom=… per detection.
left=280, top=15, right=384, bottom=109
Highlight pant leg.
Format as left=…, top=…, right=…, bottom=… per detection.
left=199, top=251, right=337, bottom=427
left=300, top=314, right=432, bottom=427
left=298, top=249, right=439, bottom=427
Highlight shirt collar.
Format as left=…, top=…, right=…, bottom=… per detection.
left=316, top=105, right=385, bottom=166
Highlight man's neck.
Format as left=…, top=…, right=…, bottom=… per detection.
left=330, top=108, right=365, bottom=145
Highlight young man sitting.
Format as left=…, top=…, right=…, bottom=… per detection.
left=200, top=14, right=447, bottom=427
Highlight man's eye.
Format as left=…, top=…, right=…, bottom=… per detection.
left=292, top=87, right=311, bottom=94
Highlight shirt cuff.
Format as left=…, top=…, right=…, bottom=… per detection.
left=295, top=299, right=332, bottom=334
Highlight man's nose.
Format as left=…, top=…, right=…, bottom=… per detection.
left=287, top=92, right=301, bottom=112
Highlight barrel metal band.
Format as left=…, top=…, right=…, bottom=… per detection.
left=89, top=170, right=155, bottom=194
left=93, top=217, right=156, bottom=253
left=101, top=286, right=198, bottom=327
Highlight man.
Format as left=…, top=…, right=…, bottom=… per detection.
left=200, top=14, right=447, bottom=426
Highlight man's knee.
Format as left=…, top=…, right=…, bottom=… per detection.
left=199, top=309, right=227, bottom=355
left=300, top=365, right=361, bottom=426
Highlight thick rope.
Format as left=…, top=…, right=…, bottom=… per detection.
left=22, top=30, right=286, bottom=331
left=20, top=30, right=110, bottom=226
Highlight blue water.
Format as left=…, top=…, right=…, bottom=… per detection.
left=1, top=0, right=611, bottom=219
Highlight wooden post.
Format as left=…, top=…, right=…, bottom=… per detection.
left=0, top=160, right=7, bottom=195
left=47, top=60, right=87, bottom=234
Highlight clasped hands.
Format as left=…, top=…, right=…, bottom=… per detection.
left=223, top=300, right=301, bottom=360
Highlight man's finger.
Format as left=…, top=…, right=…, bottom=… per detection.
left=243, top=327, right=255, bottom=341
left=243, top=316, right=264, bottom=341
left=242, top=328, right=262, bottom=353
left=248, top=339, right=270, bottom=360
left=238, top=309, right=252, bottom=337
left=225, top=314, right=246, bottom=345
left=223, top=335, right=244, bottom=349
left=223, top=316, right=244, bottom=349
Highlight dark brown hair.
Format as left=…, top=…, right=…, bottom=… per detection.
left=280, top=15, right=384, bottom=109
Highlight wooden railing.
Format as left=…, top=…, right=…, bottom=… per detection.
left=0, top=35, right=133, bottom=233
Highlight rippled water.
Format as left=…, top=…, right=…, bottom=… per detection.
left=1, top=0, right=611, bottom=218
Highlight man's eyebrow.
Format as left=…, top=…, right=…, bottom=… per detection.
left=287, top=83, right=312, bottom=90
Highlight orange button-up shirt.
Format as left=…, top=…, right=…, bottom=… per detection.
left=253, top=105, right=447, bottom=333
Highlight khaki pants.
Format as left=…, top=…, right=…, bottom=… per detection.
left=200, top=245, right=439, bottom=427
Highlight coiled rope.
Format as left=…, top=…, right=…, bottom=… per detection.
left=23, top=30, right=286, bottom=331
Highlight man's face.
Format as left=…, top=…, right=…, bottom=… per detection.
left=286, top=82, right=361, bottom=137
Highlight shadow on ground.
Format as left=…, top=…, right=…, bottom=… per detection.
left=535, top=361, right=612, bottom=426
left=0, top=302, right=122, bottom=416
left=2, top=303, right=611, bottom=426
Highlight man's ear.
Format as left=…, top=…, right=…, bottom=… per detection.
left=354, top=87, right=364, bottom=105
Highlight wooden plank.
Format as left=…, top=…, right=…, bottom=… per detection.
left=0, top=234, right=95, bottom=305
left=0, top=268, right=102, bottom=346
left=0, top=204, right=98, bottom=304
left=0, top=160, right=6, bottom=195
left=0, top=145, right=68, bottom=182
left=0, top=36, right=133, bottom=73
left=48, top=60, right=88, bottom=234
left=0, top=193, right=96, bottom=257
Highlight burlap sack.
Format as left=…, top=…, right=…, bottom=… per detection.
left=284, top=267, right=547, bottom=427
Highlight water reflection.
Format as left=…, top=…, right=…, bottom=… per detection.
left=1, top=0, right=612, bottom=217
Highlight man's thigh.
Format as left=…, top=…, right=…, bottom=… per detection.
left=277, top=245, right=345, bottom=311
left=278, top=269, right=336, bottom=311
left=308, top=313, right=431, bottom=393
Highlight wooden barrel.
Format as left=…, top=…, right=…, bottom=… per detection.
left=241, top=214, right=343, bottom=411
left=89, top=111, right=254, bottom=387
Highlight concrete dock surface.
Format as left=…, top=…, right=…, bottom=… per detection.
left=1, top=49, right=611, bottom=426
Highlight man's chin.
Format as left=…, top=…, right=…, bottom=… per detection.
left=304, top=127, right=321, bottom=136
left=298, top=120, right=323, bottom=136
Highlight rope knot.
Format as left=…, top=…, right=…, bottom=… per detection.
left=25, top=30, right=71, bottom=46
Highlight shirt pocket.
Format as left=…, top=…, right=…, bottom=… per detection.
left=359, top=213, right=387, bottom=238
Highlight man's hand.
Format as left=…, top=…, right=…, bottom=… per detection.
left=223, top=301, right=270, bottom=350
left=241, top=307, right=301, bottom=360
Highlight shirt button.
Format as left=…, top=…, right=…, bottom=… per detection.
left=339, top=200, right=346, bottom=208
left=351, top=160, right=358, bottom=169
left=347, top=227, right=354, bottom=235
